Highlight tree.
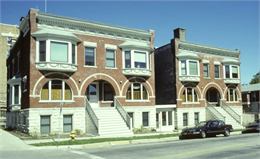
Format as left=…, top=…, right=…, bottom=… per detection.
left=249, top=72, right=260, bottom=84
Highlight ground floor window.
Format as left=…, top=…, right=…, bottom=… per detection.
left=142, top=112, right=149, bottom=126
left=126, top=83, right=148, bottom=101
left=103, top=83, right=114, bottom=101
left=194, top=112, right=199, bottom=125
left=41, top=116, right=50, bottom=134
left=182, top=88, right=198, bottom=103
left=183, top=113, right=188, bottom=126
left=63, top=115, right=72, bottom=133
left=226, top=88, right=238, bottom=102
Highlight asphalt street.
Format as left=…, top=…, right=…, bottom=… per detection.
left=1, top=132, right=259, bottom=159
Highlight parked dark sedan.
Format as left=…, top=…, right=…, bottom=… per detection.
left=246, top=119, right=260, bottom=131
left=181, top=120, right=233, bottom=138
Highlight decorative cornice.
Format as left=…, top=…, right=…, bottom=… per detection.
left=122, top=68, right=152, bottom=77
left=35, top=62, right=78, bottom=72
left=179, top=40, right=240, bottom=58
left=36, top=12, right=152, bottom=40
left=179, top=75, right=200, bottom=82
left=224, top=78, right=240, bottom=84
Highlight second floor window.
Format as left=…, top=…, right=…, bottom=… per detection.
left=134, top=51, right=146, bottom=68
left=179, top=60, right=199, bottom=76
left=85, top=47, right=95, bottom=66
left=125, top=51, right=131, bottom=68
left=40, top=41, right=46, bottom=62
left=215, top=65, right=220, bottom=78
left=106, top=49, right=115, bottom=67
left=203, top=64, right=209, bottom=77
left=224, top=65, right=239, bottom=79
left=50, top=42, right=68, bottom=62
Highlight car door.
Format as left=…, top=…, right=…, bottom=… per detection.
left=218, top=121, right=226, bottom=133
left=208, top=121, right=220, bottom=134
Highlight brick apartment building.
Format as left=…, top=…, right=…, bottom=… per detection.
left=6, top=9, right=156, bottom=136
left=155, top=28, right=244, bottom=129
left=0, top=23, right=19, bottom=126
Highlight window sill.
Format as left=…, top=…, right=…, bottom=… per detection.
left=101, top=101, right=113, bottom=103
left=84, top=65, right=97, bottom=68
left=203, top=77, right=210, bottom=79
left=182, top=102, right=200, bottom=104
left=125, top=100, right=150, bottom=103
left=105, top=67, right=117, bottom=70
left=215, top=78, right=222, bottom=80
left=226, top=101, right=239, bottom=103
left=39, top=100, right=75, bottom=103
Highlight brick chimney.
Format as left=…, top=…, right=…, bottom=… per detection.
left=174, top=28, right=186, bottom=41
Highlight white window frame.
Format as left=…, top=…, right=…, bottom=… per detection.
left=178, top=59, right=200, bottom=76
left=126, top=83, right=149, bottom=102
left=9, top=82, right=21, bottom=106
left=122, top=49, right=151, bottom=70
left=40, top=79, right=74, bottom=103
left=226, top=88, right=239, bottom=103
left=182, top=88, right=199, bottom=104
left=36, top=38, right=77, bottom=64
left=105, top=44, right=117, bottom=69
left=84, top=41, right=97, bottom=68
left=223, top=64, right=240, bottom=79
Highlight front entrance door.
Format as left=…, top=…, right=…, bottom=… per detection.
left=87, top=82, right=99, bottom=108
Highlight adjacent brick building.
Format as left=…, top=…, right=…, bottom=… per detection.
left=0, top=23, right=19, bottom=126
left=6, top=9, right=156, bottom=135
left=155, top=28, right=244, bottom=129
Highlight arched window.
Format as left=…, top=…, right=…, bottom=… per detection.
left=226, top=88, right=238, bottom=102
left=126, top=83, right=148, bottom=100
left=182, top=88, right=198, bottom=103
left=41, top=80, right=72, bottom=101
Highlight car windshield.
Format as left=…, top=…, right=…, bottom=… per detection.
left=253, top=119, right=259, bottom=124
left=196, top=121, right=207, bottom=127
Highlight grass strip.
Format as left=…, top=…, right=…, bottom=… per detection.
left=31, top=133, right=181, bottom=146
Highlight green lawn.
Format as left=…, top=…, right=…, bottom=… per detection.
left=31, top=133, right=181, bottom=146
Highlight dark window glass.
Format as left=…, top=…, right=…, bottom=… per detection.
left=63, top=115, right=72, bottom=133
left=168, top=111, right=172, bottom=125
left=39, top=41, right=46, bottom=61
left=85, top=47, right=94, bottom=66
left=125, top=51, right=131, bottom=68
left=106, top=50, right=115, bottom=67
left=225, top=66, right=230, bottom=78
left=72, top=44, right=75, bottom=64
left=194, top=113, right=199, bottom=125
left=183, top=113, right=188, bottom=126
left=203, top=64, right=209, bottom=77
left=14, top=85, right=19, bottom=104
left=215, top=65, right=220, bottom=78
left=104, top=83, right=114, bottom=101
left=41, top=116, right=50, bottom=134
left=142, top=112, right=149, bottom=126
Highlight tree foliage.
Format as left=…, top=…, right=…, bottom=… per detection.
left=249, top=72, right=260, bottom=84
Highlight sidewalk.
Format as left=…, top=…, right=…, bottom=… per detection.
left=0, top=129, right=242, bottom=150
left=0, top=128, right=33, bottom=150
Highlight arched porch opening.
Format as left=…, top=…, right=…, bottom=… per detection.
left=206, top=87, right=221, bottom=106
left=85, top=80, right=116, bottom=108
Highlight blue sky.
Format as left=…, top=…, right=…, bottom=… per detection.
left=1, top=0, right=259, bottom=84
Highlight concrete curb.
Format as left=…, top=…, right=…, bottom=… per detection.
left=28, top=131, right=243, bottom=149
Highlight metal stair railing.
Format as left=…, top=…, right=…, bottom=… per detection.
left=206, top=100, right=226, bottom=122
left=114, top=97, right=132, bottom=131
left=85, top=98, right=100, bottom=134
left=220, top=100, right=241, bottom=124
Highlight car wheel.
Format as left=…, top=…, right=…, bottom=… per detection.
left=224, top=129, right=230, bottom=137
left=200, top=130, right=206, bottom=138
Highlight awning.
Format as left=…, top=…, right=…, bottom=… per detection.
left=119, top=41, right=154, bottom=51
left=31, top=29, right=82, bottom=42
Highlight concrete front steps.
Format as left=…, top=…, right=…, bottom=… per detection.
left=215, top=107, right=244, bottom=130
left=93, top=107, right=133, bottom=137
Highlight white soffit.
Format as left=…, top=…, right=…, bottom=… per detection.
left=221, top=58, right=241, bottom=65
left=31, top=29, right=82, bottom=42
left=176, top=51, right=202, bottom=60
left=118, top=41, right=154, bottom=51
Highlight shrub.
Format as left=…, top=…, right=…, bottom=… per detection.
left=75, top=129, right=82, bottom=135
